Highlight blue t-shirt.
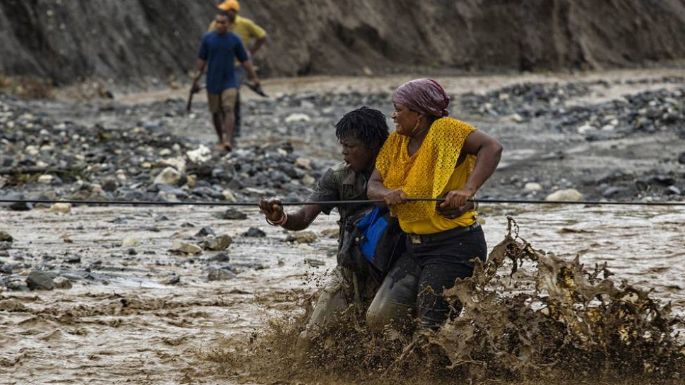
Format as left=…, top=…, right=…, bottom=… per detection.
left=198, top=31, right=248, bottom=94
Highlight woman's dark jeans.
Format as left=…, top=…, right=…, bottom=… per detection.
left=366, top=226, right=487, bottom=332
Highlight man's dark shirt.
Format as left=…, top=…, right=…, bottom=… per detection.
left=198, top=31, right=248, bottom=94
left=309, top=163, right=374, bottom=227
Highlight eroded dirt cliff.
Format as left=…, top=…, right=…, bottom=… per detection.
left=0, top=0, right=684, bottom=84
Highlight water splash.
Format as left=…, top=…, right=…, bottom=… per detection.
left=201, top=218, right=685, bottom=384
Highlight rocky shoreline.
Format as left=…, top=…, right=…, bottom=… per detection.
left=2, top=75, right=683, bottom=212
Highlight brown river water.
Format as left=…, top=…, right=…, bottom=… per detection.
left=1, top=204, right=683, bottom=384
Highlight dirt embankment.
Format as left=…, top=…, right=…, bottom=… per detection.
left=1, top=0, right=684, bottom=85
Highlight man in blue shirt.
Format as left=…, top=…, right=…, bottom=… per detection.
left=191, top=12, right=260, bottom=151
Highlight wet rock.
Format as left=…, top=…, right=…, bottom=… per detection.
left=2, top=276, right=28, bottom=291
left=186, top=174, right=197, bottom=189
left=196, top=226, right=216, bottom=237
left=161, top=274, right=181, bottom=285
left=302, top=175, right=316, bottom=187
left=26, top=270, right=55, bottom=290
left=127, top=248, right=137, bottom=255
left=285, top=113, right=311, bottom=123
left=221, top=189, right=237, bottom=202
left=295, top=157, right=312, bottom=170
left=160, top=156, right=186, bottom=174
left=678, top=152, right=685, bottom=165
left=201, top=235, right=233, bottom=251
left=523, top=182, right=543, bottom=192
left=577, top=124, right=596, bottom=134
left=49, top=203, right=72, bottom=214
left=243, top=227, right=266, bottom=238
left=53, top=276, right=73, bottom=289
left=209, top=253, right=230, bottom=262
left=208, top=267, right=237, bottom=281
left=154, top=166, right=183, bottom=186
left=170, top=240, right=202, bottom=255
left=101, top=176, right=119, bottom=192
left=0, top=264, right=13, bottom=274
left=602, top=186, right=630, bottom=198
left=545, top=189, right=583, bottom=202
left=666, top=186, right=682, bottom=195
left=0, top=231, right=13, bottom=242
left=187, top=145, right=211, bottom=163
left=286, top=231, right=318, bottom=244
left=122, top=238, right=140, bottom=247
left=37, top=174, right=54, bottom=184
left=64, top=255, right=81, bottom=264
left=216, top=208, right=248, bottom=220
left=648, top=175, right=675, bottom=186
left=191, top=186, right=223, bottom=199
left=4, top=194, right=32, bottom=211
left=304, top=258, right=326, bottom=268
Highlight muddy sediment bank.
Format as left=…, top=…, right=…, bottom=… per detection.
left=1, top=70, right=684, bottom=383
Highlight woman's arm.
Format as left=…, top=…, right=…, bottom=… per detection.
left=440, top=130, right=503, bottom=209
left=367, top=169, right=405, bottom=205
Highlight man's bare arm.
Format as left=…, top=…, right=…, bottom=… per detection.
left=192, top=59, right=207, bottom=87
left=249, top=36, right=266, bottom=56
left=241, top=60, right=260, bottom=84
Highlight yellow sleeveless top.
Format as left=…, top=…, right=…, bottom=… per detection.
left=375, top=117, right=477, bottom=235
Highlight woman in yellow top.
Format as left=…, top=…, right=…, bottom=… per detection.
left=366, top=78, right=503, bottom=332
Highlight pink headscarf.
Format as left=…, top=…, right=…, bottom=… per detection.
left=392, top=78, right=450, bottom=118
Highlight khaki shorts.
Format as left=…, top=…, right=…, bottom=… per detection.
left=207, top=88, right=237, bottom=114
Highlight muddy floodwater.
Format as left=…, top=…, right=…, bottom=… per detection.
left=1, top=70, right=684, bottom=384
left=2, top=204, right=684, bottom=384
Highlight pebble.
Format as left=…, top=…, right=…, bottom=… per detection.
left=208, top=268, right=237, bottom=281
left=243, top=227, right=266, bottom=238
left=49, top=203, right=72, bottom=214
left=161, top=274, right=181, bottom=285
left=0, top=231, right=13, bottom=243
left=153, top=167, right=183, bottom=186
left=196, top=227, right=216, bottom=237
left=170, top=241, right=202, bottom=255
left=545, top=189, right=584, bottom=202
left=201, top=235, right=233, bottom=251
left=286, top=231, right=318, bottom=244
left=122, top=238, right=140, bottom=247
left=285, top=113, right=311, bottom=123
left=64, top=255, right=81, bottom=264
left=523, top=183, right=543, bottom=192
left=666, top=186, right=682, bottom=195
left=217, top=208, right=247, bottom=220
left=187, top=145, right=212, bottom=163
left=304, top=258, right=326, bottom=268
left=209, top=253, right=230, bottom=262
